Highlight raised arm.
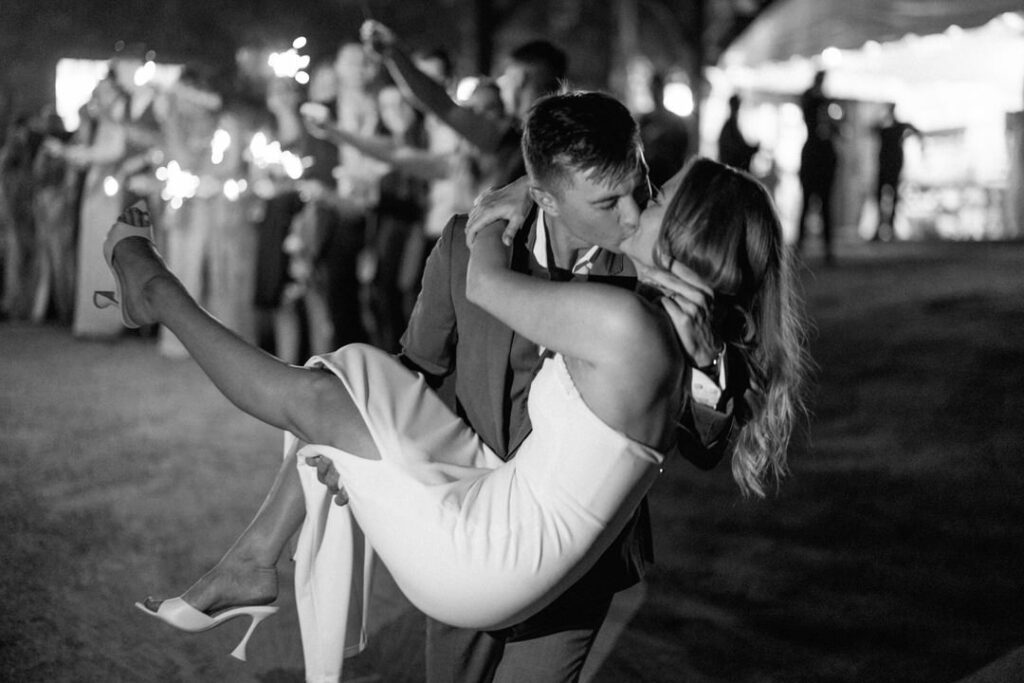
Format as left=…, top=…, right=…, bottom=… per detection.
left=305, top=112, right=455, bottom=182
left=466, top=223, right=662, bottom=368
left=305, top=116, right=398, bottom=164
left=60, top=128, right=127, bottom=167
left=467, top=222, right=681, bottom=448
left=633, top=259, right=735, bottom=468
left=362, top=20, right=506, bottom=153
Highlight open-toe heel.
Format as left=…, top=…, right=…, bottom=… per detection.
left=95, top=199, right=154, bottom=329
left=134, top=597, right=279, bottom=662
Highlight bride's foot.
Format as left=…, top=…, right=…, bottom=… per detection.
left=98, top=202, right=178, bottom=328
left=142, top=559, right=278, bottom=616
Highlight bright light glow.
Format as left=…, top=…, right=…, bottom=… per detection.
left=249, top=132, right=276, bottom=168
left=56, top=58, right=184, bottom=132
left=134, top=60, right=156, bottom=87
left=211, top=128, right=231, bottom=165
left=295, top=71, right=310, bottom=85
left=281, top=151, right=305, bottom=180
left=293, top=36, right=307, bottom=50
left=248, top=132, right=305, bottom=179
left=663, top=82, right=694, bottom=117
left=456, top=76, right=480, bottom=102
left=103, top=176, right=120, bottom=197
left=158, top=160, right=201, bottom=209
left=222, top=178, right=247, bottom=201
left=55, top=59, right=110, bottom=131
left=821, top=46, right=843, bottom=67
left=268, top=44, right=311, bottom=81
left=1001, top=11, right=1024, bottom=31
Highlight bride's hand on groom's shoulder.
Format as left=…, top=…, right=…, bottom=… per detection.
left=467, top=176, right=532, bottom=247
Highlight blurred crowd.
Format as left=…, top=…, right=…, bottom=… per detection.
left=0, top=33, right=522, bottom=361
left=2, top=24, right=893, bottom=356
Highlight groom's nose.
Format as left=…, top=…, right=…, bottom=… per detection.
left=618, top=195, right=641, bottom=230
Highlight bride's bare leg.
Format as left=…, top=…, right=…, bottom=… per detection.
left=112, top=208, right=380, bottom=612
left=143, top=454, right=304, bottom=613
left=111, top=217, right=380, bottom=457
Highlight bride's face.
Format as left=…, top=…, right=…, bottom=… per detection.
left=619, top=166, right=686, bottom=268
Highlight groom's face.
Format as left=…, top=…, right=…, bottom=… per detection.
left=544, top=165, right=651, bottom=253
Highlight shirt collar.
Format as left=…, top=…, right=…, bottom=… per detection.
left=532, top=211, right=601, bottom=275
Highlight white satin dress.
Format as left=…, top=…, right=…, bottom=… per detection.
left=290, top=343, right=665, bottom=682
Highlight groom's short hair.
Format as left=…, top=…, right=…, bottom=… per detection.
left=522, top=90, right=644, bottom=194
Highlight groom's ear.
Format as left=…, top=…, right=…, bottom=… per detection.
left=529, top=186, right=560, bottom=217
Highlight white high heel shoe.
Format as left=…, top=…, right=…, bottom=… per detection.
left=94, top=199, right=154, bottom=329
left=134, top=597, right=279, bottom=661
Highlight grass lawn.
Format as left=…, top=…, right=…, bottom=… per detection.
left=2, top=239, right=1022, bottom=682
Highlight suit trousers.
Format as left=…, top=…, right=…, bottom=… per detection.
left=425, top=591, right=614, bottom=683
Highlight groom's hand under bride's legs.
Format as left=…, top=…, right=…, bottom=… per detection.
left=306, top=454, right=349, bottom=506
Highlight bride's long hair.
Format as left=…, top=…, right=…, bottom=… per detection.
left=657, top=158, right=809, bottom=497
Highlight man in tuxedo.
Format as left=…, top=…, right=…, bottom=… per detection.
left=398, top=89, right=733, bottom=683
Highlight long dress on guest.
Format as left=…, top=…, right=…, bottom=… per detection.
left=204, top=107, right=260, bottom=344
left=71, top=88, right=128, bottom=338
left=0, top=120, right=39, bottom=320
left=156, top=84, right=225, bottom=357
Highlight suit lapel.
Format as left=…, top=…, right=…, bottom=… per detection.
left=484, top=206, right=538, bottom=458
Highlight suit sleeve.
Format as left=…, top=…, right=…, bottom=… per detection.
left=673, top=399, right=734, bottom=470
left=673, top=346, right=749, bottom=470
left=398, top=215, right=462, bottom=381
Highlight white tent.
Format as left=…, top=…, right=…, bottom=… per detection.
left=720, top=3, right=1024, bottom=116
left=722, top=0, right=1024, bottom=68
left=706, top=2, right=1024, bottom=241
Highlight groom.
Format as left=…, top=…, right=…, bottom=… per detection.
left=388, top=89, right=733, bottom=682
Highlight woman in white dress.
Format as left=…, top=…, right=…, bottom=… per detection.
left=102, top=156, right=805, bottom=677
left=59, top=73, right=129, bottom=338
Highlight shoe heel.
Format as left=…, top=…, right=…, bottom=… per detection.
left=228, top=609, right=275, bottom=662
left=93, top=290, right=116, bottom=310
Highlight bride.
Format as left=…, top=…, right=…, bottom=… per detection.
left=102, top=154, right=805, bottom=677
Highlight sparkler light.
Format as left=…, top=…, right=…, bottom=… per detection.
left=222, top=178, right=248, bottom=201
left=268, top=37, right=311, bottom=83
left=103, top=176, right=120, bottom=197
left=211, top=128, right=231, bottom=165
left=248, top=132, right=307, bottom=180
left=156, top=160, right=201, bottom=209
